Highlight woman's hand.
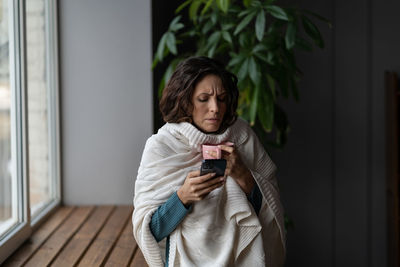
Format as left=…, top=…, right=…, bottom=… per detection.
left=217, top=144, right=255, bottom=194
left=177, top=170, right=226, bottom=206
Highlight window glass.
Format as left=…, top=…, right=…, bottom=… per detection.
left=26, top=0, right=53, bottom=217
left=0, top=0, right=17, bottom=238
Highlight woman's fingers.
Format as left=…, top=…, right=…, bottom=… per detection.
left=218, top=145, right=234, bottom=154
left=206, top=150, right=219, bottom=158
left=187, top=170, right=201, bottom=178
left=181, top=164, right=229, bottom=203
left=194, top=175, right=225, bottom=191
left=190, top=172, right=216, bottom=184
left=187, top=172, right=225, bottom=198
left=196, top=180, right=225, bottom=198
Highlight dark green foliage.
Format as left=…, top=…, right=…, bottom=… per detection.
left=153, top=0, right=329, bottom=148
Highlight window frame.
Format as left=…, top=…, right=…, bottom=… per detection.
left=0, top=0, right=61, bottom=263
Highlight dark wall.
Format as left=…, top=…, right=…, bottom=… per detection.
left=272, top=0, right=398, bottom=266
left=152, top=0, right=399, bottom=266
left=152, top=1, right=177, bottom=131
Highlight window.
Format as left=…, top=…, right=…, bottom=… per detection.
left=26, top=0, right=60, bottom=221
left=0, top=0, right=60, bottom=263
left=0, top=0, right=17, bottom=239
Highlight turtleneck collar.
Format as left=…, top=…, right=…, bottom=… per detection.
left=162, top=121, right=233, bottom=151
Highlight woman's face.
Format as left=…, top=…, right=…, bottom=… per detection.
left=191, top=74, right=227, bottom=133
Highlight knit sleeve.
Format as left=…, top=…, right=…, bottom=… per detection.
left=149, top=191, right=192, bottom=242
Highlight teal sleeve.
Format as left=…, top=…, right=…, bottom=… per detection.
left=248, top=183, right=262, bottom=215
left=150, top=191, right=192, bottom=242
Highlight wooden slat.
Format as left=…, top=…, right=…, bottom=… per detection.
left=3, top=206, right=75, bottom=266
left=77, top=206, right=132, bottom=266
left=104, top=216, right=137, bottom=267
left=51, top=206, right=114, bottom=266
left=130, top=249, right=148, bottom=267
left=24, top=206, right=94, bottom=267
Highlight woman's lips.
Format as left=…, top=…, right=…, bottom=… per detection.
left=205, top=118, right=220, bottom=124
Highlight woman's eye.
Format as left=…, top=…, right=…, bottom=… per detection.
left=198, top=98, right=208, bottom=102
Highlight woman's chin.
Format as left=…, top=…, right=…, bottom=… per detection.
left=193, top=121, right=222, bottom=134
left=202, top=125, right=221, bottom=133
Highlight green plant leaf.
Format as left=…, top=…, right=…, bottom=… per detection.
left=222, top=23, right=235, bottom=31
left=238, top=32, right=247, bottom=47
left=208, top=44, right=217, bottom=57
left=302, top=16, right=324, bottom=48
left=165, top=32, right=177, bottom=55
left=211, top=12, right=218, bottom=24
left=285, top=21, right=296, bottom=50
left=257, top=89, right=274, bottom=131
left=181, top=28, right=198, bottom=38
left=169, top=16, right=182, bottom=31
left=255, top=9, right=266, bottom=41
left=249, top=57, right=261, bottom=84
left=171, top=23, right=184, bottom=32
left=151, top=56, right=159, bottom=70
left=222, top=31, right=232, bottom=43
left=238, top=9, right=251, bottom=17
left=175, top=0, right=192, bottom=14
left=201, top=0, right=214, bottom=15
left=207, top=31, right=221, bottom=48
left=243, top=0, right=253, bottom=7
left=266, top=5, right=289, bottom=21
left=252, top=43, right=268, bottom=53
left=228, top=53, right=245, bottom=67
left=250, top=0, right=262, bottom=8
left=234, top=11, right=257, bottom=35
left=217, top=0, right=229, bottom=13
left=202, top=20, right=214, bottom=34
left=254, top=52, right=269, bottom=63
left=189, top=0, right=202, bottom=20
left=153, top=0, right=328, bottom=150
left=237, top=58, right=249, bottom=80
left=250, top=83, right=260, bottom=125
left=156, top=33, right=168, bottom=61
left=266, top=52, right=275, bottom=65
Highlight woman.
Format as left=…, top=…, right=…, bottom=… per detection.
left=132, top=56, right=285, bottom=266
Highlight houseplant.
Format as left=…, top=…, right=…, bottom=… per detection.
left=153, top=0, right=330, bottom=148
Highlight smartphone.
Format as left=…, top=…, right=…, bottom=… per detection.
left=200, top=159, right=227, bottom=177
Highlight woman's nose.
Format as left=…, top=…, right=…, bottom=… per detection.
left=209, top=98, right=219, bottom=113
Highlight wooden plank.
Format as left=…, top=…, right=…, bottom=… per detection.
left=104, top=215, right=137, bottom=267
left=51, top=206, right=114, bottom=266
left=3, top=206, right=75, bottom=266
left=77, top=206, right=132, bottom=266
left=130, top=249, right=148, bottom=267
left=24, top=206, right=94, bottom=267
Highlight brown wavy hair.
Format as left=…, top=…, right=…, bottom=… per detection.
left=159, top=56, right=239, bottom=133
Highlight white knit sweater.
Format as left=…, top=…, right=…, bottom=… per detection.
left=132, top=118, right=285, bottom=266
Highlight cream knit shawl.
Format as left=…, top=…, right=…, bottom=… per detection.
left=132, top=118, right=285, bottom=267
